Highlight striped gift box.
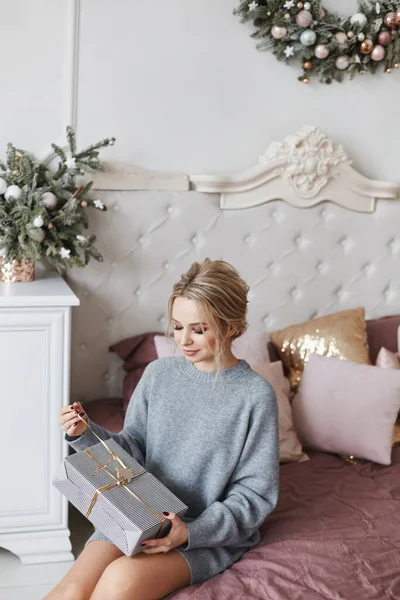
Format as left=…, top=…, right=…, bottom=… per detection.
left=53, top=438, right=188, bottom=555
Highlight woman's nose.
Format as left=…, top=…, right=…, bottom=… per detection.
left=180, top=329, right=193, bottom=346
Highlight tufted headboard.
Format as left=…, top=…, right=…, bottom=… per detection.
left=66, top=126, right=400, bottom=403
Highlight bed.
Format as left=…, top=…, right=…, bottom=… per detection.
left=67, top=126, right=400, bottom=599
left=168, top=447, right=400, bottom=600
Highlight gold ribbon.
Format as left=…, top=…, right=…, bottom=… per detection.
left=75, top=414, right=166, bottom=525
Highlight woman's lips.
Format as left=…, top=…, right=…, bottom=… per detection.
left=183, top=349, right=199, bottom=356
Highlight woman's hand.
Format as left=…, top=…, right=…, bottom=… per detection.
left=141, top=512, right=188, bottom=554
left=59, top=402, right=88, bottom=437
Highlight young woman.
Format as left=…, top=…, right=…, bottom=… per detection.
left=48, top=258, right=279, bottom=600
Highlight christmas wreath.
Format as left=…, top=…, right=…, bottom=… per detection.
left=234, top=1, right=400, bottom=83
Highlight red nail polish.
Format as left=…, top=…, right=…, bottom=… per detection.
left=163, top=511, right=169, bottom=516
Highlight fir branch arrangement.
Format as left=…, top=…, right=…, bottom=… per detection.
left=0, top=127, right=115, bottom=274
left=234, top=0, right=400, bottom=83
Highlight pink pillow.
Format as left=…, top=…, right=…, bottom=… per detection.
left=376, top=347, right=400, bottom=370
left=154, top=330, right=270, bottom=368
left=292, top=354, right=400, bottom=465
left=252, top=362, right=309, bottom=464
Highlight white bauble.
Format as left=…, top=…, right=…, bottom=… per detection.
left=350, top=13, right=367, bottom=28
left=300, top=29, right=317, bottom=46
left=5, top=185, right=22, bottom=201
left=40, top=191, right=58, bottom=209
left=34, top=228, right=46, bottom=243
left=0, top=178, right=7, bottom=195
left=304, top=2, right=311, bottom=9
left=33, top=215, right=44, bottom=228
left=335, top=55, right=350, bottom=70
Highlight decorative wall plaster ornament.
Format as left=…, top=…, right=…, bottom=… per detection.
left=234, top=0, right=400, bottom=83
left=91, top=126, right=400, bottom=214
left=189, top=126, right=400, bottom=213
left=259, top=127, right=349, bottom=199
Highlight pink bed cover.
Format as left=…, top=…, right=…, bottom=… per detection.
left=167, top=446, right=400, bottom=600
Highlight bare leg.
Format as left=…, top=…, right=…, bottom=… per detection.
left=43, top=541, right=123, bottom=600
left=90, top=550, right=191, bottom=600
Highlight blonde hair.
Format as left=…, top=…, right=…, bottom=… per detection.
left=167, top=259, right=249, bottom=369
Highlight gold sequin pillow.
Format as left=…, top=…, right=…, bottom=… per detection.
left=269, top=307, right=370, bottom=393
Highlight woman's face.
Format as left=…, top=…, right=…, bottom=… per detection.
left=172, top=296, right=218, bottom=371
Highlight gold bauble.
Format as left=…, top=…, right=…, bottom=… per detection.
left=395, top=63, right=400, bottom=68
left=385, top=68, right=393, bottom=73
left=360, top=39, right=373, bottom=54
left=48, top=223, right=53, bottom=229
left=396, top=9, right=400, bottom=25
left=302, top=76, right=310, bottom=84
left=297, top=2, right=304, bottom=7
left=81, top=201, right=88, bottom=208
left=303, top=60, right=312, bottom=70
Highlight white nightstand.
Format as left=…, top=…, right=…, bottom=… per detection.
left=0, top=265, right=79, bottom=564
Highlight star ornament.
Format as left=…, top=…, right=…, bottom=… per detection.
left=284, top=45, right=294, bottom=58
left=60, top=247, right=71, bottom=259
left=65, top=154, right=76, bottom=169
left=248, top=1, right=258, bottom=10
left=94, top=199, right=105, bottom=210
left=284, top=0, right=295, bottom=9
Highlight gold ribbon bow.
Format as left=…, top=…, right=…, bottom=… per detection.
left=75, top=414, right=166, bottom=524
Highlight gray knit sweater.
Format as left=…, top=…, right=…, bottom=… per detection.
left=67, top=357, right=279, bottom=585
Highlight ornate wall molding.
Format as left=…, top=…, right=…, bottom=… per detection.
left=91, top=126, right=400, bottom=212
left=65, top=0, right=80, bottom=131
left=92, top=161, right=189, bottom=191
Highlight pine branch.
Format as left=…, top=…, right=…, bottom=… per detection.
left=66, top=126, right=77, bottom=154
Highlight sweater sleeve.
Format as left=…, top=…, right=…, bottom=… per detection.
left=66, top=363, right=154, bottom=465
left=181, top=385, right=279, bottom=551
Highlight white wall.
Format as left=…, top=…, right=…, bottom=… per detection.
left=1, top=0, right=399, bottom=179
left=2, top=0, right=398, bottom=400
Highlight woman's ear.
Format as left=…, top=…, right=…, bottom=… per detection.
left=228, top=326, right=238, bottom=338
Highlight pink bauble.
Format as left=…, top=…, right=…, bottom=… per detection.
left=315, top=44, right=329, bottom=59
left=271, top=25, right=287, bottom=39
left=335, top=32, right=348, bottom=45
left=371, top=44, right=386, bottom=61
left=296, top=10, right=313, bottom=28
left=378, top=31, right=392, bottom=46
left=384, top=12, right=397, bottom=28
